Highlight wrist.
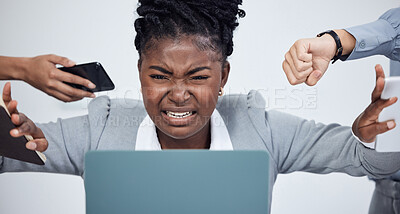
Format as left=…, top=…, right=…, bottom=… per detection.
left=333, top=29, right=355, bottom=55
left=12, top=57, right=31, bottom=81
left=317, top=30, right=342, bottom=63
left=318, top=34, right=337, bottom=60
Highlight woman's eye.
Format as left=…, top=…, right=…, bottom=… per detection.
left=149, top=74, right=167, bottom=80
left=191, top=76, right=209, bottom=80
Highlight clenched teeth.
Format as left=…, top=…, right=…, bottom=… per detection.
left=166, top=111, right=193, bottom=118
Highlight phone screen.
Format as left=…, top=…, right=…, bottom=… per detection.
left=59, top=62, right=115, bottom=92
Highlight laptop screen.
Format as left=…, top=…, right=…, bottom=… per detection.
left=85, top=150, right=269, bottom=214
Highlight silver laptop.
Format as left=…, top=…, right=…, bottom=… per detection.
left=85, top=150, right=269, bottom=214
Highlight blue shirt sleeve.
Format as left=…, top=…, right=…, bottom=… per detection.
left=345, top=7, right=400, bottom=61
left=391, top=60, right=400, bottom=76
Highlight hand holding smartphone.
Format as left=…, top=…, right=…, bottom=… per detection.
left=0, top=98, right=46, bottom=165
left=59, top=62, right=115, bottom=92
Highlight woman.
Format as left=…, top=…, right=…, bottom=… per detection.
left=1, top=0, right=400, bottom=212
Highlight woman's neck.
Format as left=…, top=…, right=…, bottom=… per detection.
left=156, top=122, right=211, bottom=149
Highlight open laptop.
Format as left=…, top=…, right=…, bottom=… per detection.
left=85, top=150, right=269, bottom=214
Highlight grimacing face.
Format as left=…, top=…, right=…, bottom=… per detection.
left=138, top=35, right=230, bottom=141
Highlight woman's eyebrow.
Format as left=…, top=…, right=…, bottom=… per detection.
left=149, top=66, right=172, bottom=75
left=186, top=66, right=211, bottom=76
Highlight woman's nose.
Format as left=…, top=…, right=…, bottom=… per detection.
left=168, top=84, right=190, bottom=105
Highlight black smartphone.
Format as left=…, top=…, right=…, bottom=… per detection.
left=59, top=62, right=115, bottom=92
left=0, top=105, right=45, bottom=165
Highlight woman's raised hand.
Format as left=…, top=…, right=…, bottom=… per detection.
left=3, top=82, right=48, bottom=152
left=352, top=65, right=397, bottom=143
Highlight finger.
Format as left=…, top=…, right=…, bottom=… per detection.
left=10, top=112, right=25, bottom=127
left=47, top=89, right=86, bottom=102
left=358, top=120, right=396, bottom=143
left=12, top=117, right=36, bottom=135
left=2, top=82, right=12, bottom=106
left=46, top=54, right=76, bottom=67
left=371, top=77, right=385, bottom=102
left=10, top=113, right=33, bottom=138
left=282, top=60, right=306, bottom=85
left=26, top=139, right=48, bottom=152
left=7, top=100, right=19, bottom=115
left=285, top=52, right=302, bottom=80
left=10, top=114, right=46, bottom=138
left=289, top=46, right=313, bottom=78
left=28, top=128, right=48, bottom=152
left=305, top=70, right=322, bottom=86
left=49, top=80, right=95, bottom=100
left=363, top=97, right=398, bottom=122
left=295, top=40, right=313, bottom=62
left=55, top=69, right=96, bottom=89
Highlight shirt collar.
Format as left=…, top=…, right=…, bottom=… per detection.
left=135, top=109, right=233, bottom=151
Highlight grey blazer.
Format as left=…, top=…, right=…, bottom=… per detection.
left=1, top=90, right=400, bottom=212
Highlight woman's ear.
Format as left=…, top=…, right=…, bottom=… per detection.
left=221, top=61, right=230, bottom=88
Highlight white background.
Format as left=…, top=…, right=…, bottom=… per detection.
left=0, top=0, right=399, bottom=213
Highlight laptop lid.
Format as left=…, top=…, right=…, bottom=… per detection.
left=85, top=150, right=269, bottom=214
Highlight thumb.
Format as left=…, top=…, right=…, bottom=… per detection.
left=375, top=64, right=385, bottom=81
left=305, top=70, right=322, bottom=86
left=2, top=82, right=12, bottom=105
left=296, top=40, right=313, bottom=62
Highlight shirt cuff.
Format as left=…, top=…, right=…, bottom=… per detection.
left=345, top=19, right=397, bottom=60
left=351, top=128, right=376, bottom=145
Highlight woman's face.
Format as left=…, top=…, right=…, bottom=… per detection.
left=138, top=35, right=230, bottom=140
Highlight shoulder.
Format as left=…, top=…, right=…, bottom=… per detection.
left=85, top=96, right=147, bottom=149
left=217, top=90, right=308, bottom=140
left=216, top=90, right=270, bottom=145
left=217, top=90, right=296, bottom=121
left=217, top=90, right=266, bottom=115
left=87, top=96, right=147, bottom=121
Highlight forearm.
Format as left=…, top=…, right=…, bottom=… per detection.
left=344, top=7, right=400, bottom=61
left=0, top=56, right=29, bottom=81
left=269, top=110, right=400, bottom=177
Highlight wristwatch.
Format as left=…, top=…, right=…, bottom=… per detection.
left=317, top=30, right=343, bottom=64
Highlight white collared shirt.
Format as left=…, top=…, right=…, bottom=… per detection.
left=135, top=110, right=233, bottom=151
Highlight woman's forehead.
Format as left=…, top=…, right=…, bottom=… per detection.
left=142, top=35, right=223, bottom=62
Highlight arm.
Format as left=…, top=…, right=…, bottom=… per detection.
left=282, top=7, right=400, bottom=86
left=0, top=55, right=96, bottom=102
left=269, top=111, right=400, bottom=178
left=270, top=65, right=399, bottom=177
left=346, top=7, right=400, bottom=61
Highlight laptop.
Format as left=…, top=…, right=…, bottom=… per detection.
left=84, top=150, right=269, bottom=214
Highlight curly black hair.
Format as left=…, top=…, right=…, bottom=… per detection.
left=134, top=0, right=245, bottom=61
